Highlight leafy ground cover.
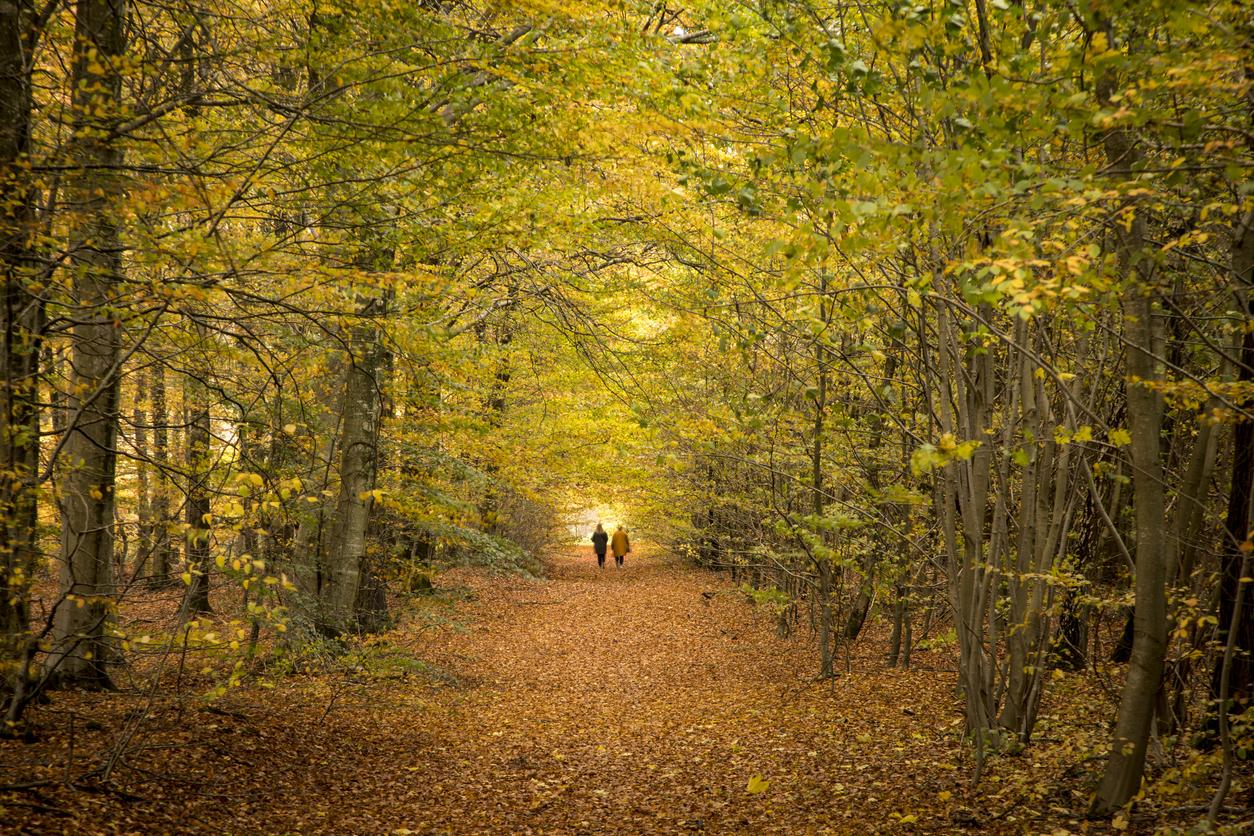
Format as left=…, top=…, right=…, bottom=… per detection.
left=1, top=548, right=1244, bottom=833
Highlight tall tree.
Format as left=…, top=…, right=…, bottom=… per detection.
left=43, top=0, right=129, bottom=689
left=318, top=293, right=389, bottom=635
left=1210, top=18, right=1254, bottom=720
left=0, top=0, right=45, bottom=711
left=1087, top=17, right=1168, bottom=814
left=147, top=365, right=175, bottom=585
left=183, top=357, right=213, bottom=615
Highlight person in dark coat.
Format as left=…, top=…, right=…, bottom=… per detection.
left=591, top=523, right=609, bottom=569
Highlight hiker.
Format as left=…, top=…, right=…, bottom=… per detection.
left=591, top=523, right=609, bottom=569
left=611, top=525, right=631, bottom=568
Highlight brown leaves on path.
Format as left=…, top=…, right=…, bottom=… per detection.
left=383, top=547, right=963, bottom=833
left=2, top=548, right=969, bottom=833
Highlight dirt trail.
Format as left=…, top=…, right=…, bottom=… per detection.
left=1, top=549, right=962, bottom=834
left=376, top=548, right=957, bottom=833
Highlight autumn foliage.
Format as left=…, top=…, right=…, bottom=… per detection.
left=3, top=0, right=1254, bottom=832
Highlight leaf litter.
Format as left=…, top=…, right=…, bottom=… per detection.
left=0, top=547, right=1208, bottom=833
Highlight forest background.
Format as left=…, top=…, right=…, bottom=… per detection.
left=2, top=0, right=1254, bottom=830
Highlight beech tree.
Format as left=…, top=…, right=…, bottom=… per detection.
left=43, top=0, right=129, bottom=690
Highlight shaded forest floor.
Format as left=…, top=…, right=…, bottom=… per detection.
left=2, top=548, right=1247, bottom=833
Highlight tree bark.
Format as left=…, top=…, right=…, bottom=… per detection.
left=1210, top=218, right=1254, bottom=711
left=44, top=0, right=129, bottom=690
left=1210, top=53, right=1254, bottom=714
left=478, top=317, right=513, bottom=535
left=318, top=296, right=388, bottom=635
left=813, top=273, right=833, bottom=679
left=132, top=371, right=152, bottom=580
left=0, top=0, right=42, bottom=706
left=147, top=364, right=175, bottom=585
left=183, top=368, right=213, bottom=615
left=933, top=294, right=997, bottom=757
left=1091, top=53, right=1169, bottom=815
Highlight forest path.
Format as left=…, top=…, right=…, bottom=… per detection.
left=355, top=548, right=958, bottom=833
left=0, top=548, right=963, bottom=834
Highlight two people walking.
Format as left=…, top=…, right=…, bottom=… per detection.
left=591, top=523, right=630, bottom=569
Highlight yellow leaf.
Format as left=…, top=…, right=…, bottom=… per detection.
left=746, top=775, right=770, bottom=794
left=937, top=790, right=952, bottom=802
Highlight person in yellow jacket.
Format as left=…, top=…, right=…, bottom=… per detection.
left=610, top=525, right=631, bottom=568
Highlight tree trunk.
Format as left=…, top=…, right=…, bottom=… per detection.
left=932, top=292, right=997, bottom=759
left=478, top=319, right=512, bottom=535
left=183, top=369, right=213, bottom=615
left=812, top=273, right=832, bottom=679
left=318, top=296, right=387, bottom=635
left=1092, top=248, right=1167, bottom=816
left=0, top=0, right=41, bottom=707
left=1091, top=53, right=1169, bottom=815
left=1211, top=296, right=1254, bottom=710
left=1210, top=162, right=1254, bottom=716
left=132, top=371, right=152, bottom=581
left=44, top=0, right=129, bottom=690
left=887, top=583, right=907, bottom=667
left=148, top=365, right=175, bottom=585
left=1001, top=322, right=1073, bottom=742
left=354, top=565, right=389, bottom=634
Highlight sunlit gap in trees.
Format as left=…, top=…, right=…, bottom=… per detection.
left=566, top=505, right=626, bottom=544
